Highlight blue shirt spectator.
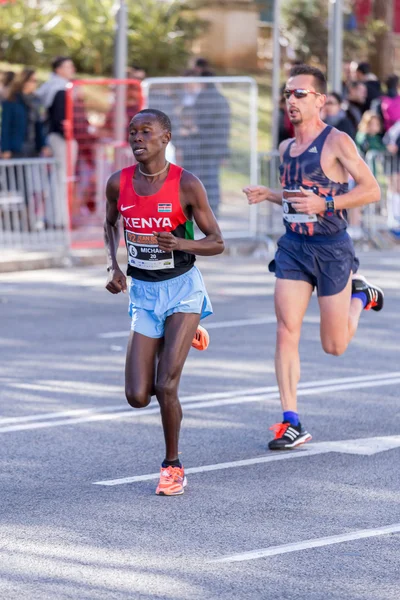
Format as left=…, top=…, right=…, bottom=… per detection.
left=1, top=68, right=49, bottom=158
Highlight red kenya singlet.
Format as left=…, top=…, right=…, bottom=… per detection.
left=118, top=164, right=195, bottom=282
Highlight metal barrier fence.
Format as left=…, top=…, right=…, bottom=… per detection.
left=258, top=151, right=282, bottom=238
left=142, top=76, right=258, bottom=239
left=0, top=158, right=68, bottom=249
left=364, top=151, right=400, bottom=233
left=258, top=150, right=400, bottom=242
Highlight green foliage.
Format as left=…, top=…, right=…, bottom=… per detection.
left=0, top=0, right=205, bottom=75
left=281, top=0, right=384, bottom=66
left=282, top=0, right=328, bottom=64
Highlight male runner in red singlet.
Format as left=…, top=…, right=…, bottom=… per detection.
left=243, top=65, right=383, bottom=450
left=104, top=109, right=224, bottom=495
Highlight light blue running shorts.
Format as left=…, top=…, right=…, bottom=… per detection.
left=128, top=266, right=213, bottom=338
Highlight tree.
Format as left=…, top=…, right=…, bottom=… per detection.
left=0, top=0, right=205, bottom=75
left=281, top=0, right=329, bottom=65
left=281, top=0, right=384, bottom=69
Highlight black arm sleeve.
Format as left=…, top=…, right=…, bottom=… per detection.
left=49, top=90, right=66, bottom=137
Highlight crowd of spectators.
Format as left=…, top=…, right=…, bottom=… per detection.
left=0, top=56, right=231, bottom=226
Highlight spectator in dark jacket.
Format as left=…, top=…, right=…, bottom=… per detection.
left=191, top=71, right=231, bottom=217
left=322, top=92, right=357, bottom=138
left=0, top=70, right=16, bottom=101
left=345, top=81, right=367, bottom=131
left=1, top=68, right=50, bottom=158
left=355, top=62, right=382, bottom=112
left=36, top=57, right=77, bottom=226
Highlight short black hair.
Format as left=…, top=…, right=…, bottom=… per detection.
left=356, top=62, right=371, bottom=75
left=386, top=74, right=399, bottom=90
left=133, top=109, right=172, bottom=132
left=328, top=92, right=342, bottom=104
left=195, top=57, right=209, bottom=69
left=52, top=56, right=71, bottom=72
left=288, top=64, right=327, bottom=94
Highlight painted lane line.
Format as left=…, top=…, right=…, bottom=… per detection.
left=98, top=316, right=320, bottom=339
left=1, top=375, right=400, bottom=434
left=0, top=406, right=130, bottom=426
left=210, top=523, right=400, bottom=563
left=94, top=448, right=328, bottom=485
left=92, top=434, right=400, bottom=486
left=3, top=371, right=399, bottom=427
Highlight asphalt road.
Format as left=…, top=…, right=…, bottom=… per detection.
left=0, top=249, right=400, bottom=600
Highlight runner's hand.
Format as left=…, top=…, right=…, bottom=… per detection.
left=242, top=185, right=269, bottom=204
left=106, top=268, right=127, bottom=294
left=153, top=231, right=181, bottom=252
left=291, top=187, right=326, bottom=214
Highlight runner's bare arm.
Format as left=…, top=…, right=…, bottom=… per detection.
left=291, top=132, right=381, bottom=214
left=333, top=132, right=381, bottom=210
left=104, top=171, right=127, bottom=294
left=242, top=139, right=291, bottom=205
left=154, top=172, right=224, bottom=256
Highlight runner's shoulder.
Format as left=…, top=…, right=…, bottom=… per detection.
left=279, top=138, right=294, bottom=160
left=326, top=127, right=357, bottom=154
left=106, top=170, right=122, bottom=200
left=180, top=169, right=206, bottom=197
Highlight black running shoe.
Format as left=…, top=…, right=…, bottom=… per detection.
left=352, top=275, right=384, bottom=311
left=268, top=421, right=312, bottom=451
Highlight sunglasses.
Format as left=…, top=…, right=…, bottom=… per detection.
left=283, top=88, right=322, bottom=99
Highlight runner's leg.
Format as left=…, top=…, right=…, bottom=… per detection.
left=319, top=274, right=363, bottom=356
left=275, top=278, right=313, bottom=413
left=155, top=312, right=200, bottom=462
left=125, top=331, right=161, bottom=407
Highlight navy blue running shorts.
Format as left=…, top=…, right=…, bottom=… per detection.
left=269, top=230, right=359, bottom=297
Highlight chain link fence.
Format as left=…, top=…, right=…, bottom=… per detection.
left=142, top=76, right=258, bottom=239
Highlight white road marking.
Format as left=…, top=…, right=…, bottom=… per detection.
left=210, top=523, right=400, bottom=563
left=92, top=434, right=400, bottom=486
left=4, top=371, right=399, bottom=425
left=1, top=372, right=400, bottom=433
left=98, top=316, right=320, bottom=339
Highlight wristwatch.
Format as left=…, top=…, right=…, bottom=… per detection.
left=325, top=195, right=335, bottom=215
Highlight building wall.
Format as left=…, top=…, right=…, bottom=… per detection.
left=195, top=2, right=259, bottom=70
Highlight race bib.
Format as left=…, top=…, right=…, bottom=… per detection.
left=282, top=189, right=317, bottom=223
left=125, top=231, right=174, bottom=270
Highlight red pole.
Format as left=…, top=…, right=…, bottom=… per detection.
left=65, top=83, right=74, bottom=235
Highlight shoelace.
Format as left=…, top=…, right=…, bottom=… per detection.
left=269, top=422, right=290, bottom=439
left=160, top=466, right=183, bottom=481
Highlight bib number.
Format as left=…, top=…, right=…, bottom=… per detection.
left=282, top=189, right=317, bottom=223
left=126, top=232, right=175, bottom=270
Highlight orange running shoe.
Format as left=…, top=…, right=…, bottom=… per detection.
left=191, top=325, right=209, bottom=351
left=155, top=465, right=187, bottom=496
